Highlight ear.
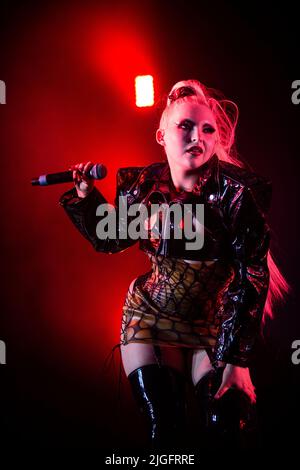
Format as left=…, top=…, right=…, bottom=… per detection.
left=156, top=129, right=165, bottom=146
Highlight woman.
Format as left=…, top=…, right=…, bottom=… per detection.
left=59, top=79, right=288, bottom=449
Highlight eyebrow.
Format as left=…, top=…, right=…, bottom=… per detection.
left=175, top=118, right=215, bottom=126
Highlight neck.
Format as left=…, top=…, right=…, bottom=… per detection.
left=170, top=169, right=199, bottom=192
left=169, top=157, right=211, bottom=192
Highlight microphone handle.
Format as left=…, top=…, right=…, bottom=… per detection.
left=31, top=163, right=107, bottom=186
left=31, top=171, right=74, bottom=186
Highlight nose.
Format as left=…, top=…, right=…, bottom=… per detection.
left=190, top=126, right=203, bottom=143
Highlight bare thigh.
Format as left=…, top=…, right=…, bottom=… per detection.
left=187, top=349, right=214, bottom=386
left=121, top=343, right=186, bottom=377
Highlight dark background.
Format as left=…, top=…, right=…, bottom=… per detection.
left=0, top=0, right=299, bottom=455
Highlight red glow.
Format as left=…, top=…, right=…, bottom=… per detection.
left=87, top=13, right=156, bottom=106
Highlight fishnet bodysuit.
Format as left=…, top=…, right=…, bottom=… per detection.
left=120, top=253, right=233, bottom=349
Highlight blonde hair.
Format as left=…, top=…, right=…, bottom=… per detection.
left=159, top=79, right=242, bottom=167
left=157, top=79, right=290, bottom=324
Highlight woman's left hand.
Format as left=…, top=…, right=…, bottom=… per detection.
left=214, top=364, right=256, bottom=404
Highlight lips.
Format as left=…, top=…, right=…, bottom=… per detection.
left=187, top=146, right=203, bottom=154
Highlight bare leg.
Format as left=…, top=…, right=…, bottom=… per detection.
left=121, top=342, right=186, bottom=377
left=188, top=349, right=214, bottom=386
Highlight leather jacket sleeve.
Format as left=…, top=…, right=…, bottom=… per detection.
left=213, top=180, right=272, bottom=368
left=59, top=168, right=142, bottom=254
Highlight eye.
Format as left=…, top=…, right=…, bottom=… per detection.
left=203, top=126, right=216, bottom=134
left=178, top=121, right=193, bottom=130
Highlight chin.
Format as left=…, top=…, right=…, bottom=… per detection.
left=185, top=155, right=208, bottom=169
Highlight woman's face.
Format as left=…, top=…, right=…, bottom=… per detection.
left=157, top=102, right=218, bottom=171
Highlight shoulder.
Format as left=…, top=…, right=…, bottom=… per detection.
left=218, top=160, right=272, bottom=213
left=116, top=162, right=165, bottom=191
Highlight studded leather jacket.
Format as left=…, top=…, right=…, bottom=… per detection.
left=59, top=154, right=271, bottom=368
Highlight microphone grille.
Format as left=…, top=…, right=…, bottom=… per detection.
left=91, top=164, right=107, bottom=179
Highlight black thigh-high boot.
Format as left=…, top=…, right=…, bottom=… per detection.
left=128, top=364, right=187, bottom=450
left=194, top=367, right=258, bottom=449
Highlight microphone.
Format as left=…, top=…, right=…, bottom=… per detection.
left=31, top=163, right=107, bottom=186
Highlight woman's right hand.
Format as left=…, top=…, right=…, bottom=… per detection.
left=70, top=161, right=95, bottom=198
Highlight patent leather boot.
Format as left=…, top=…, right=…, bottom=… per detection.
left=128, top=364, right=187, bottom=450
left=195, top=367, right=258, bottom=448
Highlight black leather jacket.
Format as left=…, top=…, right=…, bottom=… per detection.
left=59, top=154, right=271, bottom=368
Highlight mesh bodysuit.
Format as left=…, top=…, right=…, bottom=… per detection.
left=120, top=253, right=233, bottom=350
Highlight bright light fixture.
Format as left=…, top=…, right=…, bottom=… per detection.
left=135, top=75, right=154, bottom=107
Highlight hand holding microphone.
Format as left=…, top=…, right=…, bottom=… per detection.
left=31, top=161, right=107, bottom=198
left=72, top=161, right=95, bottom=198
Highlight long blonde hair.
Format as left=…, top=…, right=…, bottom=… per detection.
left=158, top=79, right=290, bottom=323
